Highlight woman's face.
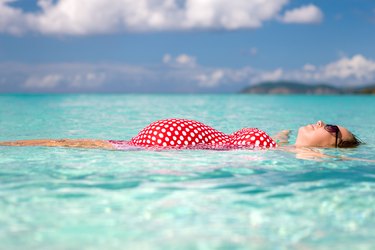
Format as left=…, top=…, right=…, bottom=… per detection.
left=295, top=120, right=353, bottom=147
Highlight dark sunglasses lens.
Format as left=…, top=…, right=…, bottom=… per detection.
left=325, top=125, right=339, bottom=133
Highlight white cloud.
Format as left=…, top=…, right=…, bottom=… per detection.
left=255, top=54, right=375, bottom=87
left=68, top=72, right=107, bottom=88
left=323, top=54, right=375, bottom=82
left=163, top=53, right=196, bottom=67
left=251, top=68, right=284, bottom=83
left=23, top=71, right=107, bottom=89
left=303, top=64, right=316, bottom=71
left=196, top=70, right=225, bottom=87
left=183, top=0, right=288, bottom=29
left=24, top=74, right=63, bottom=88
left=0, top=0, right=324, bottom=35
left=162, top=54, right=172, bottom=64
left=194, top=54, right=375, bottom=88
left=280, top=4, right=323, bottom=24
left=0, top=0, right=32, bottom=35
left=1, top=54, right=375, bottom=93
left=175, top=54, right=196, bottom=66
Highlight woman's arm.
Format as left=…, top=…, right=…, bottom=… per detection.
left=0, top=139, right=115, bottom=150
left=279, top=146, right=375, bottom=162
left=272, top=130, right=291, bottom=145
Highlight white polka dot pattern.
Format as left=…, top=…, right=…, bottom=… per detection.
left=128, top=118, right=277, bottom=149
left=229, top=127, right=277, bottom=149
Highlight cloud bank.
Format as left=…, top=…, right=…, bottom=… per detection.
left=0, top=0, right=323, bottom=35
left=1, top=54, right=374, bottom=93
left=279, top=4, right=323, bottom=24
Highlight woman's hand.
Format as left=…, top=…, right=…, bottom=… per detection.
left=272, top=130, right=291, bottom=145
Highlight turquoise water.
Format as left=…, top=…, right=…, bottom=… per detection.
left=0, top=94, right=375, bottom=250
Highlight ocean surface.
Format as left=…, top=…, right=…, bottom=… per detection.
left=0, top=94, right=374, bottom=250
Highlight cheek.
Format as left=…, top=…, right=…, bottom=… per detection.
left=305, top=130, right=333, bottom=147
left=315, top=132, right=335, bottom=147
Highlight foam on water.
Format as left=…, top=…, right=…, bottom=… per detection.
left=0, top=94, right=375, bottom=249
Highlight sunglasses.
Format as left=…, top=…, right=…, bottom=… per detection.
left=324, top=124, right=340, bottom=147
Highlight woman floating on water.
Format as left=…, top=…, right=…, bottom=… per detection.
left=0, top=118, right=361, bottom=156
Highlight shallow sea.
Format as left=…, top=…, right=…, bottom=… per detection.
left=0, top=94, right=375, bottom=250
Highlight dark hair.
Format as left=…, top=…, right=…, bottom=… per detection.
left=338, top=134, right=363, bottom=148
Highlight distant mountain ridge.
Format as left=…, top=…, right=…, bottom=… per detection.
left=240, top=81, right=375, bottom=94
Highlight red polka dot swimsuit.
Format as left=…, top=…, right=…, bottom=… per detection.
left=109, top=118, right=277, bottom=150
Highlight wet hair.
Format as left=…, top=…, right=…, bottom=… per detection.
left=338, top=134, right=363, bottom=148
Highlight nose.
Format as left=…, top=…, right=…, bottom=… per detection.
left=316, top=120, right=325, bottom=127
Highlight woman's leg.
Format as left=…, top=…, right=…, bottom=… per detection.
left=0, top=139, right=115, bottom=149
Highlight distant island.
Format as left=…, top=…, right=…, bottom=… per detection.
left=240, top=81, right=375, bottom=94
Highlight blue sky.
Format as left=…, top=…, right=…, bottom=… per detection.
left=0, top=0, right=375, bottom=93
